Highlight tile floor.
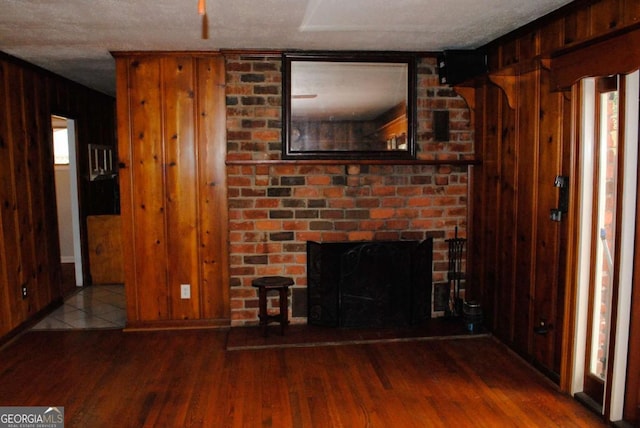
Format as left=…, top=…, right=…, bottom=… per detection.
left=32, top=285, right=126, bottom=330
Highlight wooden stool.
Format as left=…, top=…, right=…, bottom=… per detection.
left=251, top=276, right=293, bottom=337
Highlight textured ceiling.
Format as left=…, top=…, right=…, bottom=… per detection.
left=0, top=0, right=574, bottom=96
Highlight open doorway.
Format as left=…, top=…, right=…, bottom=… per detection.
left=51, top=115, right=83, bottom=295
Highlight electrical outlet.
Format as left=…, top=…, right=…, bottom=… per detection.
left=21, top=285, right=28, bottom=299
left=180, top=284, right=191, bottom=299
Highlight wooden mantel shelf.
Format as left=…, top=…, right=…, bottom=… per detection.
left=226, top=158, right=480, bottom=166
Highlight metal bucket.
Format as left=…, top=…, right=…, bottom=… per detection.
left=463, top=300, right=483, bottom=333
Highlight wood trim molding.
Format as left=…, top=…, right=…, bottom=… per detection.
left=225, top=158, right=480, bottom=166
left=550, top=27, right=640, bottom=91
left=124, top=319, right=230, bottom=332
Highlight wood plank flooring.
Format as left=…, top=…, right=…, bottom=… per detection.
left=0, top=329, right=605, bottom=427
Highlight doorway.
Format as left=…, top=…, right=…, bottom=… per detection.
left=51, top=115, right=83, bottom=294
left=573, top=71, right=638, bottom=421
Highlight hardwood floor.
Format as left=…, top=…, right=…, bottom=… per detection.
left=0, top=330, right=605, bottom=427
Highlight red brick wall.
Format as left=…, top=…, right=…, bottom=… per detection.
left=225, top=53, right=473, bottom=325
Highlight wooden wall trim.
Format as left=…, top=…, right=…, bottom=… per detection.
left=225, top=159, right=480, bottom=166
left=550, top=27, right=640, bottom=90
left=124, top=318, right=230, bottom=332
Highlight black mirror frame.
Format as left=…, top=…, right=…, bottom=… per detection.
left=282, top=51, right=418, bottom=160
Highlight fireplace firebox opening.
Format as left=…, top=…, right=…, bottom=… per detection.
left=307, top=239, right=433, bottom=328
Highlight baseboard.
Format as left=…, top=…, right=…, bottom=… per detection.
left=0, top=298, right=64, bottom=349
left=124, top=318, right=230, bottom=332
left=574, top=392, right=603, bottom=416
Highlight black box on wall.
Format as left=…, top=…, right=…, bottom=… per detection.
left=437, top=50, right=487, bottom=86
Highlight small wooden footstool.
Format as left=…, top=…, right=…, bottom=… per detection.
left=251, top=276, right=294, bottom=337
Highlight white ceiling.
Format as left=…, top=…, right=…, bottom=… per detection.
left=0, top=0, right=574, bottom=96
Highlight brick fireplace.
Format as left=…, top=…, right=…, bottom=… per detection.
left=225, top=54, right=472, bottom=326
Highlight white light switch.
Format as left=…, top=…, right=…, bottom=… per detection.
left=180, top=284, right=191, bottom=299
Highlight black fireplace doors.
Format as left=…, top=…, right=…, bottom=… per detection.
left=307, top=239, right=433, bottom=328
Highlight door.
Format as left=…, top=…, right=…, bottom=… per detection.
left=583, top=76, right=618, bottom=406
left=573, top=72, right=638, bottom=421
left=51, top=115, right=83, bottom=292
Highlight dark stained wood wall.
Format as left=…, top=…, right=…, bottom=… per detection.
left=473, top=68, right=568, bottom=378
left=470, top=0, right=640, bottom=423
left=115, top=53, right=229, bottom=329
left=0, top=53, right=116, bottom=339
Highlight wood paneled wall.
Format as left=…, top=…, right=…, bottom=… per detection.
left=472, top=68, right=568, bottom=379
left=471, top=0, right=640, bottom=422
left=0, top=53, right=116, bottom=339
left=115, top=53, right=229, bottom=329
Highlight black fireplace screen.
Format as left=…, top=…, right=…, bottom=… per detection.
left=307, top=239, right=433, bottom=328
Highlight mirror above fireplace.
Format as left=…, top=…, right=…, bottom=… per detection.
left=282, top=52, right=417, bottom=160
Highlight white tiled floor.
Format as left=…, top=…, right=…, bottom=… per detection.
left=32, top=285, right=126, bottom=330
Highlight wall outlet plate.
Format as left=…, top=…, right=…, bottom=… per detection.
left=180, top=284, right=191, bottom=299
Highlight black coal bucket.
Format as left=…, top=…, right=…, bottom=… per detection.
left=463, top=301, right=483, bottom=333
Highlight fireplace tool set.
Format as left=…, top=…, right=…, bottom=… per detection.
left=445, top=228, right=483, bottom=332
left=446, top=227, right=466, bottom=317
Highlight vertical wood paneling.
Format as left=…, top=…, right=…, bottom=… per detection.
left=477, top=84, right=502, bottom=330
left=162, top=56, right=200, bottom=320
left=0, top=61, right=22, bottom=332
left=479, top=69, right=565, bottom=374
left=0, top=219, right=7, bottom=335
left=497, top=90, right=517, bottom=342
left=622, top=0, right=640, bottom=24
left=563, top=6, right=591, bottom=46
left=590, top=0, right=623, bottom=35
left=38, top=78, right=61, bottom=304
left=0, top=53, right=113, bottom=340
left=6, top=66, right=32, bottom=320
left=539, top=18, right=564, bottom=54
left=469, top=85, right=486, bottom=305
left=500, top=40, right=519, bottom=68
left=533, top=69, right=563, bottom=371
left=557, top=88, right=574, bottom=384
left=513, top=70, right=538, bottom=355
left=130, top=58, right=170, bottom=321
left=116, top=53, right=229, bottom=327
left=23, top=67, right=49, bottom=311
left=116, top=58, right=138, bottom=323
left=518, top=31, right=538, bottom=61
left=197, top=57, right=229, bottom=320
left=477, top=1, right=640, bottom=411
